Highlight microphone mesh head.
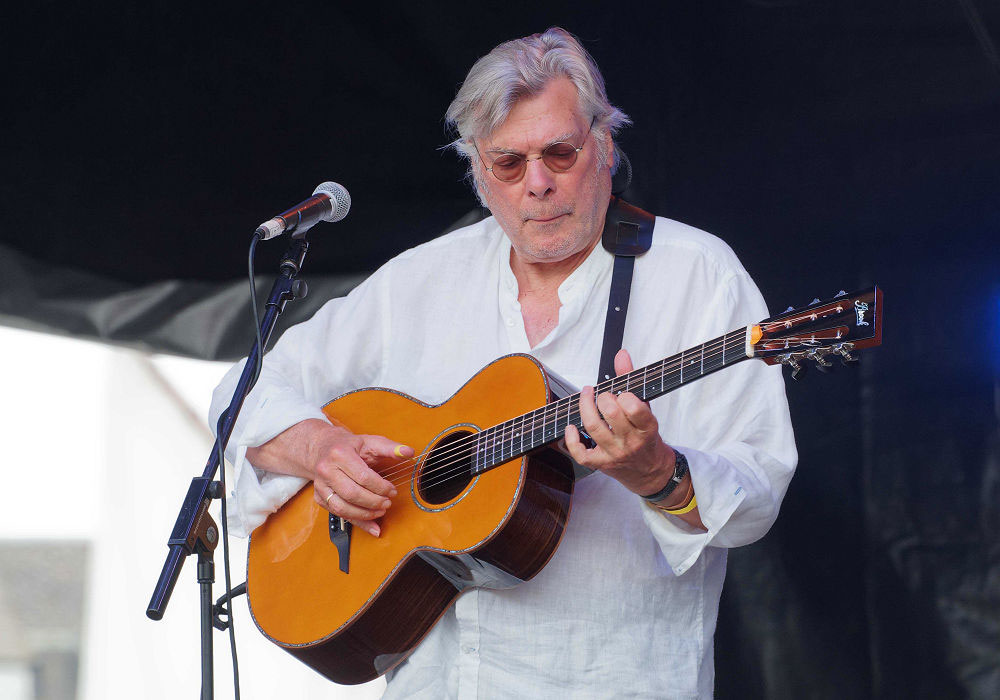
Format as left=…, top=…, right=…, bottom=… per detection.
left=313, top=181, right=352, bottom=223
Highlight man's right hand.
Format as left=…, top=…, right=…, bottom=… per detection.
left=245, top=418, right=413, bottom=537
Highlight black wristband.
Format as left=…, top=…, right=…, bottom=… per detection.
left=641, top=450, right=689, bottom=502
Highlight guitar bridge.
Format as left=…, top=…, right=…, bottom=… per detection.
left=328, top=515, right=352, bottom=574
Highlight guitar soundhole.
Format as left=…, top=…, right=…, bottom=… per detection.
left=417, top=429, right=475, bottom=505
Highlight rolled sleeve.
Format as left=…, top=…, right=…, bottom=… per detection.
left=210, top=378, right=329, bottom=537
left=207, top=261, right=394, bottom=537
left=641, top=441, right=795, bottom=575
left=638, top=268, right=798, bottom=575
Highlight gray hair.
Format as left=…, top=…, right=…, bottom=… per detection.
left=444, top=27, right=631, bottom=184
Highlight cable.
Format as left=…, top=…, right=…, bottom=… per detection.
left=216, top=414, right=241, bottom=700
left=210, top=232, right=269, bottom=700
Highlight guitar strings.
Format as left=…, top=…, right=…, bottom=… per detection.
left=376, top=333, right=750, bottom=494
left=406, top=336, right=750, bottom=495
left=377, top=329, right=826, bottom=494
left=372, top=331, right=741, bottom=486
left=398, top=330, right=827, bottom=496
left=380, top=331, right=752, bottom=490
left=376, top=319, right=829, bottom=486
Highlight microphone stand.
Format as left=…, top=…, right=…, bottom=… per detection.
left=146, top=232, right=311, bottom=700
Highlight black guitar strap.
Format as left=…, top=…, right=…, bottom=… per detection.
left=598, top=196, right=655, bottom=383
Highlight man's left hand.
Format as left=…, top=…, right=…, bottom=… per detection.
left=564, top=348, right=676, bottom=496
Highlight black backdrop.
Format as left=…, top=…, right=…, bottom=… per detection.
left=3, top=2, right=999, bottom=697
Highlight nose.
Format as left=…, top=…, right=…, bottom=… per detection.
left=523, top=156, right=555, bottom=199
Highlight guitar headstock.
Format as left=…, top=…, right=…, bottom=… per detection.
left=754, top=286, right=883, bottom=378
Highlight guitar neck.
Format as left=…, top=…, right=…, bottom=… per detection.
left=471, top=327, right=751, bottom=475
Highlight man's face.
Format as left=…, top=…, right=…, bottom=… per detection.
left=475, top=77, right=615, bottom=267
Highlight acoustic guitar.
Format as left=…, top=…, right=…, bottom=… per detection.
left=244, top=286, right=883, bottom=684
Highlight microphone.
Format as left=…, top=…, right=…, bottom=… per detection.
left=255, top=182, right=351, bottom=240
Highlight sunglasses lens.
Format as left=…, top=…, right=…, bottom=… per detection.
left=484, top=135, right=584, bottom=182
left=542, top=143, right=578, bottom=172
left=490, top=154, right=525, bottom=182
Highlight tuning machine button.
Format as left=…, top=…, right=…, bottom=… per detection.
left=789, top=359, right=805, bottom=380
left=835, top=290, right=848, bottom=298
left=807, top=348, right=833, bottom=371
left=779, top=354, right=806, bottom=380
left=833, top=343, right=858, bottom=366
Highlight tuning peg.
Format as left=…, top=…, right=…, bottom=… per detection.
left=784, top=306, right=795, bottom=313
left=789, top=359, right=805, bottom=380
left=780, top=355, right=805, bottom=380
left=835, top=290, right=847, bottom=298
left=810, top=298, right=821, bottom=305
left=807, top=348, right=833, bottom=372
left=834, top=343, right=858, bottom=366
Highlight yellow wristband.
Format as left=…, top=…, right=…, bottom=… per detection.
left=663, top=494, right=697, bottom=515
left=650, top=491, right=698, bottom=516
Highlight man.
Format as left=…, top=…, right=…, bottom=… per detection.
left=211, top=27, right=797, bottom=698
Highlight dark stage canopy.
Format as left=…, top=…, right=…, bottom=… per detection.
left=3, top=2, right=999, bottom=697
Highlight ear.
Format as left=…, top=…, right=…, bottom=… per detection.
left=602, top=128, right=615, bottom=170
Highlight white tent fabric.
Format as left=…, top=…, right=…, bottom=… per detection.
left=0, top=328, right=384, bottom=699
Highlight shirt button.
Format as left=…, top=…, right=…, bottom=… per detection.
left=505, top=318, right=515, bottom=327
left=461, top=645, right=477, bottom=655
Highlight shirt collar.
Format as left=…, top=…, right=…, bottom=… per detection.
left=497, top=228, right=613, bottom=306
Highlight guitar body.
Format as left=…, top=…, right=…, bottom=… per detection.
left=245, top=354, right=575, bottom=685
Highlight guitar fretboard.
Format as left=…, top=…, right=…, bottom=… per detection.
left=471, top=327, right=750, bottom=475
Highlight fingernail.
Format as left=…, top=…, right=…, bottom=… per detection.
left=369, top=524, right=380, bottom=537
left=382, top=499, right=392, bottom=509
left=389, top=488, right=398, bottom=498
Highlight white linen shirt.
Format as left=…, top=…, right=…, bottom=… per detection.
left=210, top=215, right=797, bottom=699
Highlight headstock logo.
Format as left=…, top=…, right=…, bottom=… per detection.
left=854, top=300, right=870, bottom=327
